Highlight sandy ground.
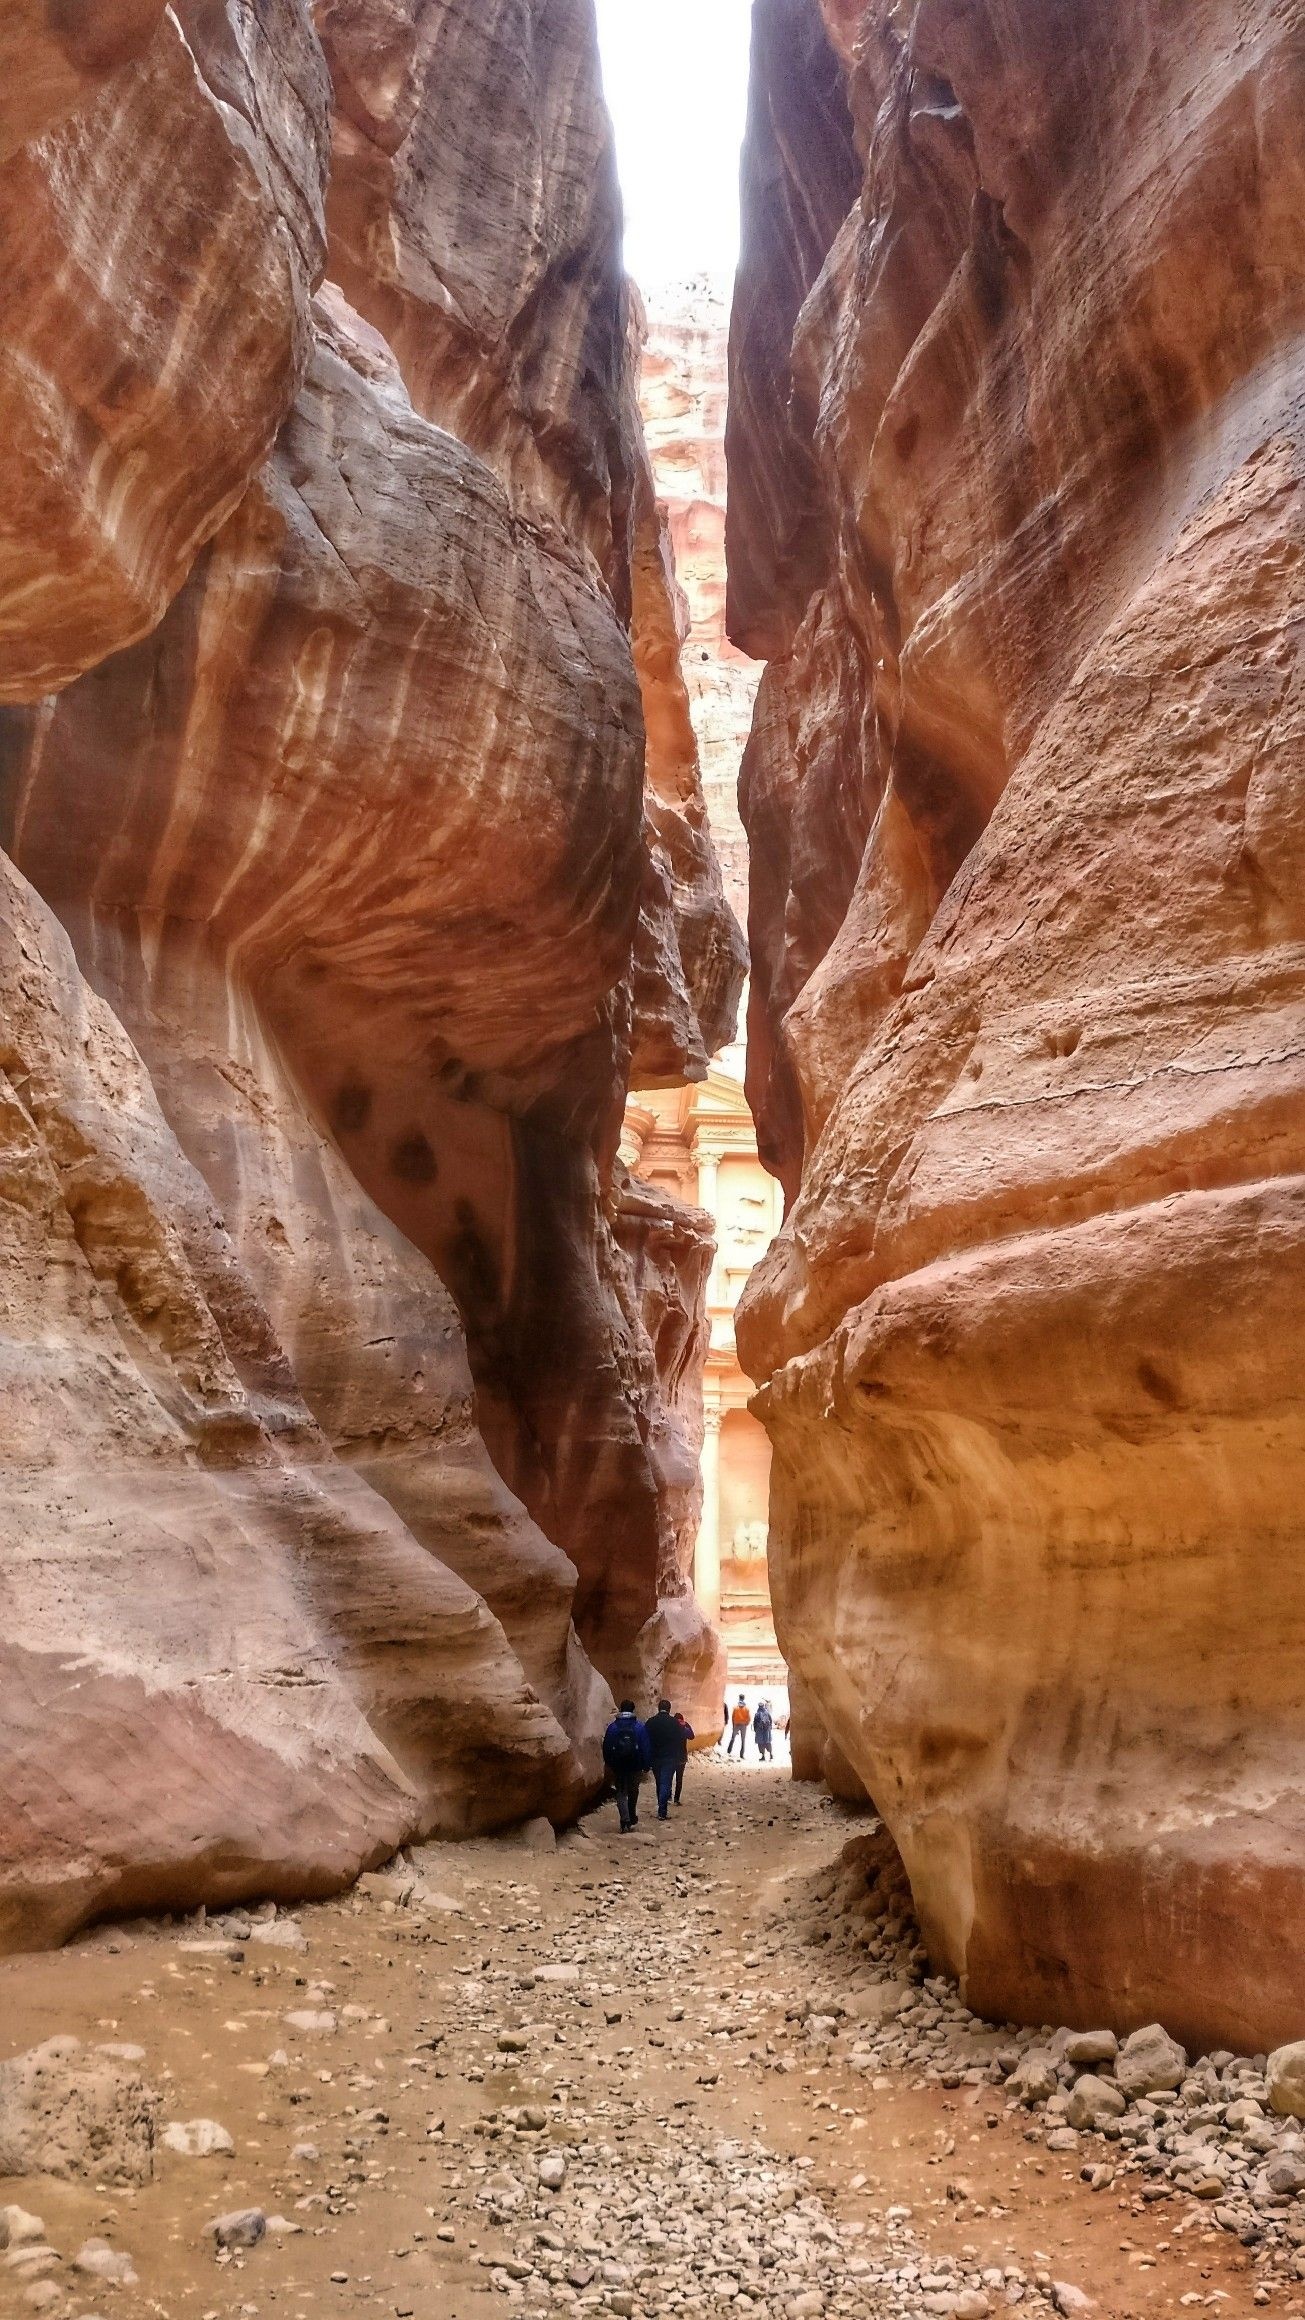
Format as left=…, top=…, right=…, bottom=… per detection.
left=0, top=1761, right=1269, bottom=2320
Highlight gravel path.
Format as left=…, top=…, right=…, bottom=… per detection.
left=0, top=1760, right=1272, bottom=2320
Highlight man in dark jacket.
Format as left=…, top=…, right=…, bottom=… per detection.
left=645, top=1698, right=689, bottom=1819
left=602, top=1700, right=651, bottom=1832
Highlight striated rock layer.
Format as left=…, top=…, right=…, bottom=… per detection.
left=0, top=0, right=739, bottom=1947
left=732, top=0, right=1305, bottom=2052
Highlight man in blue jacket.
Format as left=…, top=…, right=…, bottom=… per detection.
left=602, top=1699, right=651, bottom=1832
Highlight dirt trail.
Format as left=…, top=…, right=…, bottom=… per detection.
left=0, top=1763, right=1264, bottom=2319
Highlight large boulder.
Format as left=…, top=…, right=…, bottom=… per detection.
left=1267, top=2044, right=1305, bottom=2120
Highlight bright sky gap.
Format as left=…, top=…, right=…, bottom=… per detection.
left=594, top=0, right=754, bottom=290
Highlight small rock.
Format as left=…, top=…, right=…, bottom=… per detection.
left=72, top=2240, right=137, bottom=2284
left=1266, top=2151, right=1305, bottom=2197
left=208, top=2208, right=266, bottom=2252
left=1267, top=2043, right=1305, bottom=2120
left=955, top=2295, right=991, bottom=2319
left=538, top=2152, right=568, bottom=2190
left=0, top=2211, right=46, bottom=2251
left=291, top=2143, right=319, bottom=2163
left=4, top=2248, right=59, bottom=2280
left=0, top=2038, right=157, bottom=2185
left=248, top=1918, right=307, bottom=1953
left=519, top=1818, right=557, bottom=1853
left=1189, top=2173, right=1227, bottom=2200
left=1008, top=2050, right=1059, bottom=2105
left=1051, top=2285, right=1094, bottom=2317
left=1067, top=2075, right=1126, bottom=2130
left=413, top=1889, right=462, bottom=1915
left=1045, top=2127, right=1081, bottom=2153
left=162, top=2119, right=235, bottom=2158
left=1063, top=2030, right=1118, bottom=2067
left=283, top=2011, right=336, bottom=2035
left=1115, top=2023, right=1186, bottom=2099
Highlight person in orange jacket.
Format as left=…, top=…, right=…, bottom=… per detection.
left=727, top=1693, right=751, bottom=1759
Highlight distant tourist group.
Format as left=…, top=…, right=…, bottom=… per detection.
left=727, top=1693, right=775, bottom=1760
left=601, top=1690, right=782, bottom=1829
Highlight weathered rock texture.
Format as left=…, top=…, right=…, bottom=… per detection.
left=0, top=0, right=738, bottom=1946
left=0, top=2039, right=157, bottom=2185
left=641, top=281, right=761, bottom=925
left=732, top=0, right=1305, bottom=2053
left=612, top=1173, right=728, bottom=1733
left=0, top=0, right=328, bottom=699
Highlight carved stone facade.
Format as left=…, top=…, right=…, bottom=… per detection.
left=622, top=1060, right=784, bottom=1689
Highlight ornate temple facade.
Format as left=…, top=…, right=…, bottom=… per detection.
left=622, top=1059, right=786, bottom=1691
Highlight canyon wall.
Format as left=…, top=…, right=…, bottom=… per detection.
left=731, top=0, right=1305, bottom=2051
left=0, top=0, right=739, bottom=1950
left=641, top=281, right=760, bottom=925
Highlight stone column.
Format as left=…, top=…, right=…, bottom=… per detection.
left=695, top=1401, right=723, bottom=1628
left=696, top=1146, right=720, bottom=1302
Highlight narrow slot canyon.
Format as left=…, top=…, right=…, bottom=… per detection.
left=0, top=2, right=1301, bottom=2319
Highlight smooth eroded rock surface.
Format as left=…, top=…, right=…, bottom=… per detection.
left=732, top=0, right=1305, bottom=2051
left=0, top=0, right=736, bottom=1945
left=0, top=0, right=328, bottom=698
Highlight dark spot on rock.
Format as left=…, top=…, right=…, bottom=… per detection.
left=1137, top=1358, right=1181, bottom=1409
left=390, top=1130, right=438, bottom=1185
left=333, top=1081, right=372, bottom=1135
left=894, top=414, right=921, bottom=462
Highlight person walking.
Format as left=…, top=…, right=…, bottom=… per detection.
left=645, top=1698, right=689, bottom=1819
left=753, top=1698, right=774, bottom=1762
left=603, top=1699, right=651, bottom=1831
left=673, top=1711, right=695, bottom=1804
left=727, top=1693, right=751, bottom=1759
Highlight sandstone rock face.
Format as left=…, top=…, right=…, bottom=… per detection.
left=0, top=0, right=328, bottom=699
left=641, top=281, right=762, bottom=925
left=732, top=0, right=1305, bottom=2051
left=0, top=0, right=737, bottom=1945
left=314, top=0, right=631, bottom=573
left=611, top=1174, right=728, bottom=1730
left=629, top=349, right=748, bottom=1086
left=0, top=846, right=588, bottom=1952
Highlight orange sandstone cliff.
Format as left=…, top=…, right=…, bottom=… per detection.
left=731, top=0, right=1305, bottom=2052
left=0, top=0, right=740, bottom=1948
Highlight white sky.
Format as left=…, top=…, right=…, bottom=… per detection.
left=594, top=0, right=754, bottom=291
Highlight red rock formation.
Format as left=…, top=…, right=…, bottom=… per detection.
left=640, top=282, right=761, bottom=926
left=0, top=0, right=739, bottom=1945
left=611, top=1174, right=727, bottom=1732
left=0, top=847, right=584, bottom=1954
left=630, top=384, right=748, bottom=1085
left=733, top=0, right=1305, bottom=2051
left=0, top=0, right=328, bottom=700
left=313, top=0, right=632, bottom=576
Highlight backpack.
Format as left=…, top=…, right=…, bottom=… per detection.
left=608, top=1721, right=642, bottom=1774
